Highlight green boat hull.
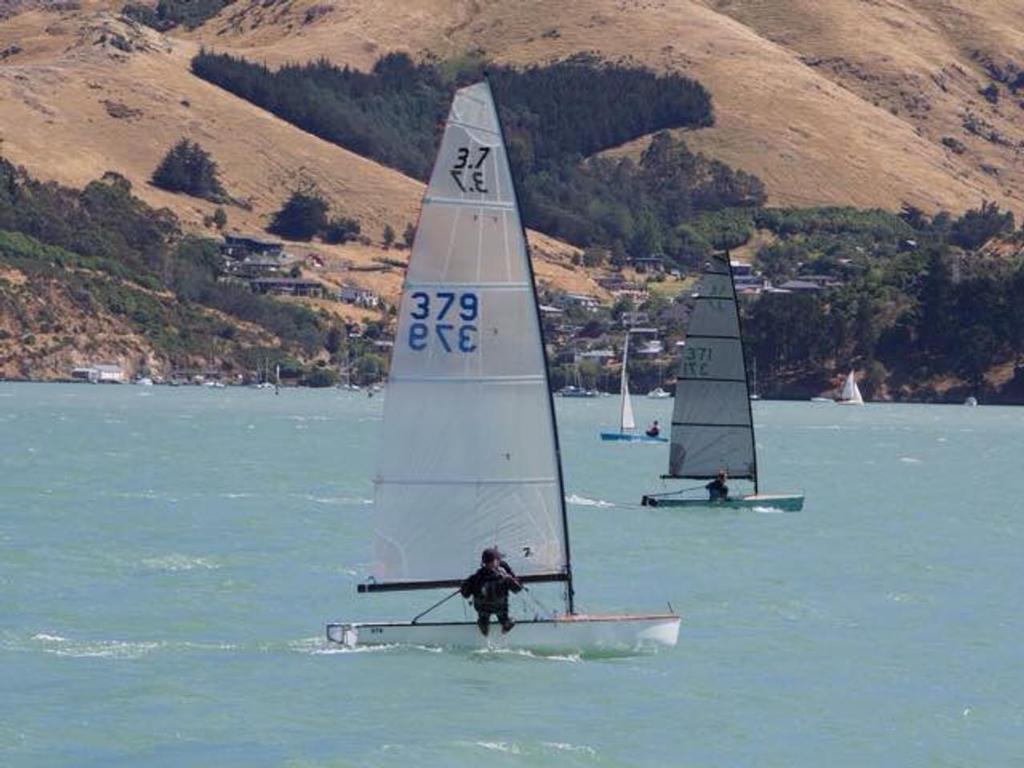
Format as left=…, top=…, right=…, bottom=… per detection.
left=641, top=493, right=804, bottom=512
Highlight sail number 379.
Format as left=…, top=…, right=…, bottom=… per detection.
left=408, top=291, right=479, bottom=353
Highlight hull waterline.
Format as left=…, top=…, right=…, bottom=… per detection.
left=600, top=431, right=668, bottom=443
left=326, top=613, right=680, bottom=650
left=641, top=493, right=804, bottom=512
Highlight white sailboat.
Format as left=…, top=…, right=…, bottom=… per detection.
left=836, top=370, right=864, bottom=405
left=326, top=81, right=679, bottom=651
left=601, top=333, right=666, bottom=442
left=641, top=253, right=804, bottom=511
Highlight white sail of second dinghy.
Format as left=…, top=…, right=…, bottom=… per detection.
left=619, top=334, right=636, bottom=432
left=365, top=81, right=572, bottom=599
left=668, top=252, right=757, bottom=486
left=837, top=370, right=864, bottom=405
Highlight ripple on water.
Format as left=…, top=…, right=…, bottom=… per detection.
left=139, top=554, right=220, bottom=572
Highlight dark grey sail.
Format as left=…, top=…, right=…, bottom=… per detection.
left=668, top=253, right=757, bottom=490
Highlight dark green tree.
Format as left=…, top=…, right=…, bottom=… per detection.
left=269, top=187, right=329, bottom=241
left=152, top=139, right=227, bottom=202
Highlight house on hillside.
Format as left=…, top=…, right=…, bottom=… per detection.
left=630, top=255, right=665, bottom=273
left=556, top=293, right=602, bottom=312
left=71, top=364, right=125, bottom=383
left=620, top=310, right=650, bottom=328
left=221, top=234, right=288, bottom=278
left=573, top=349, right=615, bottom=366
left=337, top=284, right=380, bottom=308
left=774, top=279, right=823, bottom=294
left=731, top=260, right=770, bottom=295
left=250, top=277, right=327, bottom=298
left=222, top=234, right=285, bottom=259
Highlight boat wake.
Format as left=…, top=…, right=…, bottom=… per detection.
left=298, top=493, right=373, bottom=506
left=565, top=494, right=614, bottom=508
left=459, top=740, right=598, bottom=758
left=469, top=646, right=582, bottom=663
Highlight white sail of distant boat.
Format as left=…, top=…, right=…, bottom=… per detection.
left=601, top=333, right=666, bottom=442
left=620, top=335, right=635, bottom=431
left=836, top=370, right=863, bottom=405
left=327, top=81, right=678, bottom=651
left=641, top=253, right=803, bottom=511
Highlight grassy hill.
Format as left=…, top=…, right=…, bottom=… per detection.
left=0, top=4, right=597, bottom=315
left=188, top=0, right=1024, bottom=217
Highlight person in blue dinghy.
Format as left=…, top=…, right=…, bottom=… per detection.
left=645, top=420, right=660, bottom=438
left=460, top=547, right=522, bottom=636
left=706, top=470, right=729, bottom=502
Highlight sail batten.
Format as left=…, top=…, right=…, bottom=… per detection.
left=369, top=81, right=571, bottom=594
left=668, top=254, right=758, bottom=487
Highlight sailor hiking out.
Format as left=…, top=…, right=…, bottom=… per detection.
left=460, top=548, right=523, bottom=636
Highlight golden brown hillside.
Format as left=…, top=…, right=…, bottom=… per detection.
left=0, top=4, right=596, bottom=313
left=190, top=0, right=1024, bottom=217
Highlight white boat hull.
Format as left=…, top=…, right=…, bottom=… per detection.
left=326, top=613, right=680, bottom=651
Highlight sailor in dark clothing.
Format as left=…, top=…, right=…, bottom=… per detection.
left=706, top=470, right=729, bottom=501
left=646, top=420, right=660, bottom=438
left=460, top=547, right=522, bottom=636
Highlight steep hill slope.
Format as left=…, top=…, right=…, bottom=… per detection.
left=0, top=5, right=595, bottom=309
left=189, top=0, right=1024, bottom=217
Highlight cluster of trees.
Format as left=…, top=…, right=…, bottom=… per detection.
left=0, top=158, right=324, bottom=362
left=191, top=50, right=740, bottom=261
left=152, top=139, right=228, bottom=203
left=738, top=203, right=1024, bottom=398
left=519, top=131, right=765, bottom=266
left=268, top=186, right=361, bottom=243
left=123, top=0, right=234, bottom=31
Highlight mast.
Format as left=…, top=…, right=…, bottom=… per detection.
left=487, top=78, right=574, bottom=614
left=729, top=255, right=759, bottom=494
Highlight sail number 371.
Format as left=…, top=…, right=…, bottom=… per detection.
left=408, top=291, right=478, bottom=353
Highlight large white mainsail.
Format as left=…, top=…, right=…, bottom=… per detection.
left=367, top=82, right=571, bottom=598
left=619, top=334, right=636, bottom=432
left=668, top=253, right=757, bottom=488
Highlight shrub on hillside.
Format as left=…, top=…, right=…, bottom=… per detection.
left=268, top=188, right=330, bottom=241
left=152, top=139, right=227, bottom=203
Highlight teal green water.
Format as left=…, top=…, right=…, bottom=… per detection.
left=2, top=384, right=1022, bottom=766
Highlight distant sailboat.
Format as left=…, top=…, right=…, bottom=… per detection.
left=327, top=81, right=679, bottom=651
left=601, top=333, right=667, bottom=443
left=641, top=253, right=804, bottom=511
left=836, top=370, right=863, bottom=405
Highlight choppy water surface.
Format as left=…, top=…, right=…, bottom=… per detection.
left=2, top=384, right=1022, bottom=766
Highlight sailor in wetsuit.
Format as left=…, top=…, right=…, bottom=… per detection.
left=706, top=470, right=729, bottom=502
left=460, top=547, right=522, bottom=636
left=646, top=420, right=660, bottom=438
